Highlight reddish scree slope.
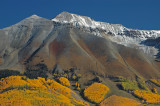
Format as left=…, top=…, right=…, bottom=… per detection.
left=25, top=26, right=160, bottom=82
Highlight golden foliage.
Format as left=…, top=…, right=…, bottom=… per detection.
left=84, top=83, right=109, bottom=103
left=133, top=90, right=160, bottom=103
left=0, top=76, right=89, bottom=106
left=0, top=76, right=27, bottom=91
left=150, top=79, right=160, bottom=87
left=58, top=77, right=70, bottom=87
left=121, top=81, right=139, bottom=91
left=99, top=95, right=141, bottom=106
left=0, top=89, right=73, bottom=106
left=121, top=78, right=149, bottom=92
left=72, top=75, right=77, bottom=80
left=75, top=82, right=81, bottom=91
left=116, top=76, right=127, bottom=82
left=152, top=88, right=158, bottom=94
left=136, top=77, right=149, bottom=91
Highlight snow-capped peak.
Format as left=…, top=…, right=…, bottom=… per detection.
left=52, top=12, right=160, bottom=58
left=52, top=11, right=121, bottom=29
left=52, top=12, right=160, bottom=40
left=52, top=12, right=95, bottom=27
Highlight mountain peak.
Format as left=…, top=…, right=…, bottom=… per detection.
left=27, top=14, right=42, bottom=20
left=58, top=11, right=72, bottom=16
left=31, top=14, right=40, bottom=18
left=52, top=11, right=103, bottom=29
left=52, top=11, right=75, bottom=23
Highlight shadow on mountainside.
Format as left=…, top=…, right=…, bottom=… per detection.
left=140, top=37, right=160, bottom=61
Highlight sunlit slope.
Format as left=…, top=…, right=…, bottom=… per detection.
left=26, top=26, right=160, bottom=83
left=99, top=95, right=141, bottom=106
left=0, top=14, right=160, bottom=82
left=0, top=76, right=89, bottom=106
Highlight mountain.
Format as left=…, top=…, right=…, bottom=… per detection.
left=53, top=12, right=160, bottom=57
left=1, top=11, right=160, bottom=106
left=0, top=11, right=160, bottom=81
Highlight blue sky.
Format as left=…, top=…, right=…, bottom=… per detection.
left=0, top=0, right=160, bottom=30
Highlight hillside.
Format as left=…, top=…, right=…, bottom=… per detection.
left=0, top=75, right=143, bottom=106
left=0, top=76, right=89, bottom=106
left=0, top=12, right=160, bottom=105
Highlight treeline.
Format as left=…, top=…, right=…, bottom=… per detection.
left=0, top=69, right=21, bottom=79
left=0, top=64, right=48, bottom=79
left=0, top=64, right=82, bottom=81
left=24, top=64, right=48, bottom=79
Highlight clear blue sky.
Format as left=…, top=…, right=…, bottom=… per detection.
left=0, top=0, right=160, bottom=30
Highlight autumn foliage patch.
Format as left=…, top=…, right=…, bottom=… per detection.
left=133, top=90, right=160, bottom=103
left=84, top=82, right=109, bottom=103
left=58, top=77, right=70, bottom=87
left=99, top=95, right=141, bottom=106
left=150, top=79, right=160, bottom=87
left=0, top=76, right=89, bottom=106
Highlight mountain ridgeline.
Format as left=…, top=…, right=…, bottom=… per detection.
left=0, top=12, right=160, bottom=82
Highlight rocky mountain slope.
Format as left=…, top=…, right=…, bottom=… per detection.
left=53, top=12, right=160, bottom=57
left=0, top=12, right=160, bottom=82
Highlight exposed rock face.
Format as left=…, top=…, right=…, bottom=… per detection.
left=0, top=12, right=160, bottom=81
left=53, top=12, right=160, bottom=57
left=53, top=12, right=160, bottom=40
